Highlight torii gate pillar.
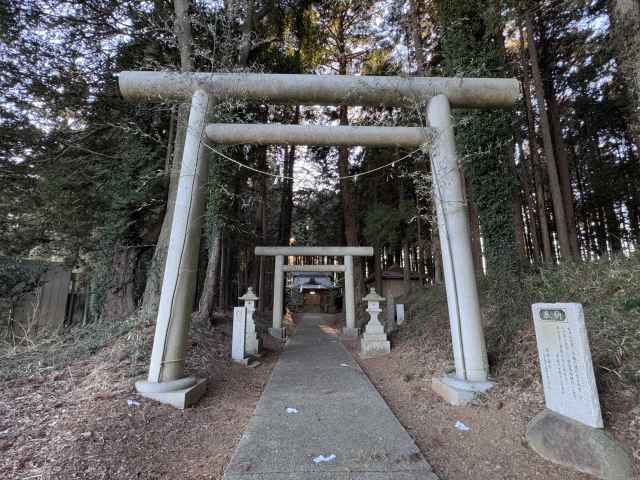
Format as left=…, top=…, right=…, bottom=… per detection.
left=269, top=255, right=285, bottom=338
left=427, top=95, right=493, bottom=403
left=134, top=90, right=209, bottom=409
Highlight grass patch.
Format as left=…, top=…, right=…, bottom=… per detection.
left=400, top=253, right=640, bottom=396
left=0, top=313, right=145, bottom=381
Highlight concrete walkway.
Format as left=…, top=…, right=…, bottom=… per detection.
left=223, top=313, right=438, bottom=480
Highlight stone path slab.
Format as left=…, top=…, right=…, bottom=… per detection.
left=223, top=314, right=437, bottom=480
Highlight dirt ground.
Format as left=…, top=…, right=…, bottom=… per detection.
left=350, top=320, right=640, bottom=480
left=2, top=310, right=638, bottom=480
left=0, top=320, right=280, bottom=480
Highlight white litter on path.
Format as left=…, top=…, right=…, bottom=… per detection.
left=286, top=407, right=299, bottom=414
left=127, top=399, right=140, bottom=408
left=313, top=454, right=336, bottom=464
left=339, top=363, right=357, bottom=369
left=454, top=420, right=471, bottom=432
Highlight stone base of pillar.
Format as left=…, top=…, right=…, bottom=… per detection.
left=360, top=332, right=391, bottom=357
left=268, top=327, right=286, bottom=340
left=135, top=377, right=208, bottom=409
left=431, top=375, right=494, bottom=406
left=245, top=332, right=260, bottom=356
left=233, top=356, right=261, bottom=368
left=341, top=327, right=359, bottom=338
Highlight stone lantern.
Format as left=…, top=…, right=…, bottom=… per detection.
left=239, top=287, right=260, bottom=356
left=360, top=288, right=391, bottom=357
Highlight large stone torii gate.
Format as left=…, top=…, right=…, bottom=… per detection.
left=118, top=71, right=520, bottom=408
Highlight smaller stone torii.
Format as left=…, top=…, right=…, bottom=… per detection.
left=255, top=246, right=374, bottom=338
left=118, top=71, right=520, bottom=408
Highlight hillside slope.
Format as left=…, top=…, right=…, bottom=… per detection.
left=358, top=254, right=640, bottom=479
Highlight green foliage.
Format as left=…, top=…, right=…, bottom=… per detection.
left=363, top=201, right=415, bottom=250
left=0, top=257, right=48, bottom=329
left=292, top=187, right=343, bottom=246
left=400, top=283, right=449, bottom=339
left=458, top=110, right=520, bottom=274
left=433, top=0, right=520, bottom=275
left=88, top=133, right=166, bottom=315
left=0, top=257, right=47, bottom=300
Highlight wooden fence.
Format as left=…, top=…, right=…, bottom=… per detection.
left=3, top=264, right=89, bottom=341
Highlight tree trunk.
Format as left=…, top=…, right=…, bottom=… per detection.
left=278, top=107, right=299, bottom=245
left=332, top=9, right=365, bottom=317
left=140, top=0, right=194, bottom=321
left=374, top=249, right=383, bottom=294
left=416, top=213, right=425, bottom=286
left=538, top=34, right=579, bottom=257
left=519, top=31, right=553, bottom=262
left=193, top=229, right=221, bottom=325
left=574, top=152, right=593, bottom=256
left=164, top=105, right=177, bottom=175
left=174, top=0, right=193, bottom=71
left=222, top=240, right=233, bottom=309
left=431, top=205, right=443, bottom=284
left=594, top=209, right=608, bottom=257
left=464, top=176, right=483, bottom=273
left=257, top=148, right=268, bottom=311
left=338, top=107, right=358, bottom=247
left=408, top=0, right=426, bottom=74
left=549, top=98, right=578, bottom=256
left=605, top=203, right=623, bottom=253
left=524, top=9, right=572, bottom=259
left=217, top=233, right=225, bottom=309
left=247, top=105, right=268, bottom=292
left=512, top=190, right=527, bottom=259
left=281, top=144, right=294, bottom=242
left=193, top=0, right=258, bottom=320
left=402, top=240, right=411, bottom=294
left=101, top=248, right=139, bottom=322
left=410, top=0, right=435, bottom=283
left=338, top=104, right=365, bottom=321
left=516, top=142, right=542, bottom=262
left=238, top=0, right=254, bottom=66
left=608, top=0, right=640, bottom=150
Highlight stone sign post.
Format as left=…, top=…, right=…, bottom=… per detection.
left=385, top=294, right=396, bottom=332
left=240, top=287, right=260, bottom=356
left=527, top=303, right=633, bottom=479
left=360, top=288, right=391, bottom=357
left=232, top=287, right=261, bottom=364
left=232, top=307, right=247, bottom=364
left=395, top=304, right=405, bottom=326
left=531, top=303, right=602, bottom=428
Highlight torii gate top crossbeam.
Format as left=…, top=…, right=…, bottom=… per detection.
left=118, top=72, right=520, bottom=109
